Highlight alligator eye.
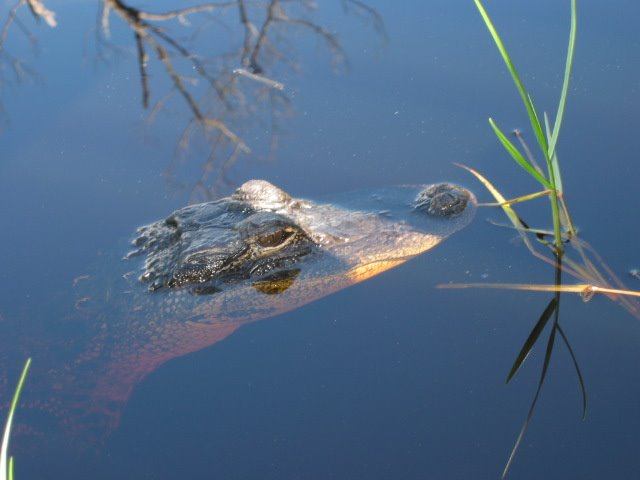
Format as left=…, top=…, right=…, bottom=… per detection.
left=256, top=227, right=295, bottom=248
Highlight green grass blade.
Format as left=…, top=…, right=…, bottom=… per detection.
left=547, top=0, right=577, bottom=161
left=556, top=324, right=587, bottom=419
left=544, top=113, right=564, bottom=193
left=456, top=164, right=519, bottom=222
left=0, top=358, right=31, bottom=480
left=456, top=163, right=538, bottom=254
left=489, top=118, right=552, bottom=188
left=7, top=458, right=12, bottom=480
left=483, top=189, right=551, bottom=207
left=513, top=128, right=545, bottom=175
left=506, top=297, right=557, bottom=383
left=474, top=0, right=548, bottom=155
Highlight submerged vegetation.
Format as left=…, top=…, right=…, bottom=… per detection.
left=443, top=0, right=640, bottom=477
left=0, top=358, right=30, bottom=480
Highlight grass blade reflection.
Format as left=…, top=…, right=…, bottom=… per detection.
left=506, top=297, right=557, bottom=384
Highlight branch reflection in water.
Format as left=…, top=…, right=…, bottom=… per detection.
left=0, top=0, right=386, bottom=200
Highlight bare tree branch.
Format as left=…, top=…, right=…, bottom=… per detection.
left=26, top=0, right=56, bottom=27
left=276, top=12, right=345, bottom=67
left=233, top=67, right=284, bottom=90
left=138, top=2, right=236, bottom=22
left=248, top=0, right=279, bottom=74
left=0, top=1, right=26, bottom=50
left=237, top=0, right=257, bottom=69
left=102, top=0, right=248, bottom=152
left=0, top=0, right=383, bottom=199
left=342, top=0, right=387, bottom=42
left=134, top=32, right=149, bottom=108
left=0, top=0, right=55, bottom=129
left=0, top=0, right=383, bottom=195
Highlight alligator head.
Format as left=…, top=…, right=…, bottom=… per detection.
left=131, top=179, right=474, bottom=297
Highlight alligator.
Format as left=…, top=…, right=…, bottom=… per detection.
left=1, top=179, right=475, bottom=442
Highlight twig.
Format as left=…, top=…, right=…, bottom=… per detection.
left=137, top=2, right=235, bottom=22
left=134, top=32, right=149, bottom=108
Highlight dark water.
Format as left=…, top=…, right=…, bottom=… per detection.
left=1, top=0, right=640, bottom=478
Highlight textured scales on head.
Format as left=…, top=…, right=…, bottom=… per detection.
left=127, top=180, right=475, bottom=295
left=129, top=180, right=318, bottom=294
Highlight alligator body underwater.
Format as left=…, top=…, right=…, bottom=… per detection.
left=1, top=180, right=475, bottom=441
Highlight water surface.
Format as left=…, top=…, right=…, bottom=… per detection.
left=1, top=0, right=640, bottom=478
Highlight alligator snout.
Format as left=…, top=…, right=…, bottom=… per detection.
left=414, top=183, right=471, bottom=217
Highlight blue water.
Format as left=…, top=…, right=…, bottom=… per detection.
left=1, top=0, right=640, bottom=478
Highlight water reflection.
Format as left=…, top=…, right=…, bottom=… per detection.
left=499, top=260, right=584, bottom=478
left=0, top=0, right=56, bottom=125
left=1, top=0, right=385, bottom=200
